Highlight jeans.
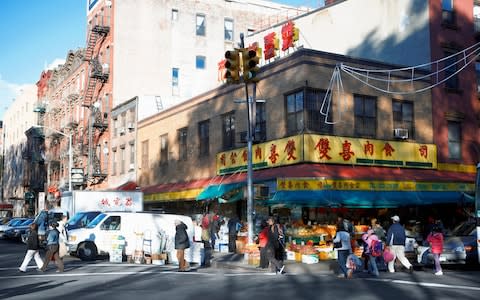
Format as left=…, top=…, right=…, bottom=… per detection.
left=432, top=253, right=442, bottom=273
left=368, top=254, right=379, bottom=276
left=337, top=250, right=350, bottom=277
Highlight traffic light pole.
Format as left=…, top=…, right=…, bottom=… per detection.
left=245, top=83, right=255, bottom=244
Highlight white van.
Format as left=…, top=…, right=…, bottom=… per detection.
left=67, top=212, right=201, bottom=264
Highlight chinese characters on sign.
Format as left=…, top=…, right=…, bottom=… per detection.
left=99, top=196, right=134, bottom=209
left=277, top=178, right=473, bottom=192
left=216, top=134, right=437, bottom=175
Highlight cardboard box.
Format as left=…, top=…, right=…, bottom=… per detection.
left=302, top=254, right=319, bottom=264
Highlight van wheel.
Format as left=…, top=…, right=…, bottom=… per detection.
left=78, top=242, right=97, bottom=261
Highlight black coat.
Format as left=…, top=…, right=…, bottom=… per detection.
left=175, top=223, right=190, bottom=250
left=26, top=229, right=40, bottom=250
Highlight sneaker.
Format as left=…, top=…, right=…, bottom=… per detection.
left=18, top=269, right=26, bottom=273
left=337, top=274, right=345, bottom=278
left=278, top=265, right=285, bottom=274
left=434, top=271, right=443, bottom=276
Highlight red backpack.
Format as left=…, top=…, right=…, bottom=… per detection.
left=370, top=240, right=383, bottom=257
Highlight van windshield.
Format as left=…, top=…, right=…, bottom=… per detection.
left=86, top=213, right=106, bottom=228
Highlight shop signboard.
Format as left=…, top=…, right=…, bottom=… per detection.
left=216, top=134, right=437, bottom=175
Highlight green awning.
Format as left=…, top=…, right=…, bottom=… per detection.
left=196, top=182, right=245, bottom=200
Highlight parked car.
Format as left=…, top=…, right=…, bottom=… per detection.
left=0, top=218, right=27, bottom=239
left=417, top=220, right=478, bottom=265
left=4, top=218, right=34, bottom=241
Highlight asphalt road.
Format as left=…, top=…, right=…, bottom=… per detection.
left=1, top=239, right=480, bottom=300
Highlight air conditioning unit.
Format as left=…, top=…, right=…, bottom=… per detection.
left=393, top=128, right=409, bottom=139
left=129, top=163, right=135, bottom=171
left=254, top=185, right=269, bottom=199
left=127, top=122, right=135, bottom=130
left=119, top=127, right=126, bottom=135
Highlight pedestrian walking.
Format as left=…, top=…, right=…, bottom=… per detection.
left=40, top=222, right=64, bottom=273
left=257, top=220, right=269, bottom=269
left=265, top=216, right=285, bottom=275
left=18, top=223, right=44, bottom=272
left=371, top=218, right=386, bottom=241
left=57, top=215, right=68, bottom=258
left=427, top=224, right=444, bottom=276
left=227, top=216, right=241, bottom=253
left=385, top=215, right=413, bottom=273
left=200, top=213, right=212, bottom=267
left=362, top=229, right=380, bottom=277
left=174, top=219, right=190, bottom=272
left=333, top=221, right=352, bottom=278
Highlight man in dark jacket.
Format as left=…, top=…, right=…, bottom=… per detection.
left=19, top=223, right=44, bottom=272
left=175, top=220, right=190, bottom=272
left=385, top=215, right=413, bottom=273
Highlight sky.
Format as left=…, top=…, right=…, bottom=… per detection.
left=0, top=0, right=324, bottom=121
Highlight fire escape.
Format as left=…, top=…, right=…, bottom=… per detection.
left=82, top=16, right=110, bottom=185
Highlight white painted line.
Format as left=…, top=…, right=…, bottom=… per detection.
left=0, top=270, right=215, bottom=279
left=367, top=278, right=480, bottom=292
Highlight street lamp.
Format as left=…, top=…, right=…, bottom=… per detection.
left=34, top=125, right=72, bottom=192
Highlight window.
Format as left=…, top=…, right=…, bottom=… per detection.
left=141, top=140, right=149, bottom=169
left=196, top=56, right=206, bottom=69
left=120, top=146, right=126, bottom=174
left=286, top=91, right=304, bottom=134
left=448, top=121, right=461, bottom=159
left=112, top=148, right=117, bottom=175
left=286, top=88, right=333, bottom=135
left=172, top=9, right=178, bottom=21
left=129, top=141, right=135, bottom=168
left=224, top=18, right=233, bottom=41
left=160, top=134, right=168, bottom=164
left=444, top=51, right=459, bottom=90
left=354, top=95, right=377, bottom=137
left=442, top=0, right=455, bottom=24
left=255, top=102, right=267, bottom=142
left=474, top=3, right=480, bottom=32
left=196, top=14, right=205, bottom=36
left=198, top=120, right=209, bottom=157
left=392, top=100, right=414, bottom=138
left=222, top=112, right=235, bottom=150
left=101, top=216, right=121, bottom=231
left=178, top=127, right=188, bottom=161
left=172, top=68, right=179, bottom=87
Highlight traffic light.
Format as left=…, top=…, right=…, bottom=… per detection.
left=242, top=49, right=260, bottom=83
left=224, top=50, right=241, bottom=84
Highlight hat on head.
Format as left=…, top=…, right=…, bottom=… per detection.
left=391, top=215, right=400, bottom=222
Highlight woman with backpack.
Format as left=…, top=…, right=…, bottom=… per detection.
left=426, top=224, right=444, bottom=276
left=362, top=229, right=380, bottom=277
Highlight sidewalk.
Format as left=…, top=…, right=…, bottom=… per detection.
left=211, top=251, right=335, bottom=275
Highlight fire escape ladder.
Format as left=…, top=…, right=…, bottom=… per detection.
left=84, top=32, right=99, bottom=62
